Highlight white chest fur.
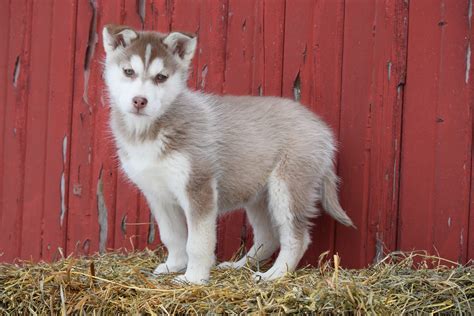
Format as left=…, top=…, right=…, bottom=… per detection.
left=118, top=139, right=191, bottom=209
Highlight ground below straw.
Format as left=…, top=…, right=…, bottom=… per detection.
left=1, top=249, right=472, bottom=314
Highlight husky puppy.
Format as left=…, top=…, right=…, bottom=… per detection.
left=102, top=25, right=353, bottom=284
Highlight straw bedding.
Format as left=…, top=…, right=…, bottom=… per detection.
left=1, top=248, right=472, bottom=314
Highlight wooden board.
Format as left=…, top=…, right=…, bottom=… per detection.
left=303, top=0, right=345, bottom=265
left=0, top=0, right=33, bottom=261
left=398, top=0, right=472, bottom=263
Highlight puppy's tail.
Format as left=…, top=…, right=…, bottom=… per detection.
left=322, top=169, right=355, bottom=228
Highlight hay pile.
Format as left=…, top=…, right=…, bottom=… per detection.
left=0, top=248, right=472, bottom=314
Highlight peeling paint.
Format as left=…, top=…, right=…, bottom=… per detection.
left=83, top=239, right=91, bottom=254
left=302, top=44, right=307, bottom=64
left=465, top=44, right=470, bottom=84
left=387, top=61, right=392, bottom=81
left=448, top=217, right=451, bottom=227
left=83, top=0, right=98, bottom=104
left=137, top=0, right=146, bottom=26
left=121, top=215, right=127, bottom=235
left=12, top=56, right=20, bottom=88
left=392, top=157, right=397, bottom=198
left=62, top=135, right=67, bottom=162
left=293, top=71, right=301, bottom=102
left=97, top=167, right=108, bottom=253
left=60, top=172, right=66, bottom=226
left=60, top=135, right=67, bottom=226
left=469, top=0, right=472, bottom=29
left=200, top=64, right=208, bottom=90
left=73, top=184, right=82, bottom=196
left=373, top=235, right=384, bottom=264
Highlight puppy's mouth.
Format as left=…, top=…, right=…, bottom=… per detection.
left=129, top=111, right=150, bottom=117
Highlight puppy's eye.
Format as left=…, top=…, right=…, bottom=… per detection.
left=155, top=73, right=168, bottom=83
left=123, top=68, right=135, bottom=77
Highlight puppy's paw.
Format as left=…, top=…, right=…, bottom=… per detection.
left=172, top=274, right=190, bottom=285
left=252, top=269, right=285, bottom=282
left=172, top=273, right=208, bottom=285
left=217, top=261, right=238, bottom=269
left=218, top=258, right=249, bottom=269
left=153, top=262, right=186, bottom=275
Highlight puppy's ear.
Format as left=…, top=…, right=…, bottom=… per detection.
left=102, top=24, right=138, bottom=54
left=163, top=32, right=197, bottom=66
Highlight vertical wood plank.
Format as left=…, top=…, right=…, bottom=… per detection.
left=468, top=0, right=474, bottom=262
left=335, top=0, right=377, bottom=268
left=197, top=0, right=228, bottom=94
left=41, top=0, right=78, bottom=261
left=262, top=0, right=285, bottom=97
left=20, top=0, right=54, bottom=260
left=281, top=0, right=314, bottom=103
left=398, top=0, right=471, bottom=263
left=149, top=0, right=172, bottom=33
left=364, top=0, right=407, bottom=264
left=66, top=0, right=100, bottom=256
left=0, top=0, right=11, bottom=254
left=303, top=0, right=345, bottom=264
left=0, top=0, right=33, bottom=261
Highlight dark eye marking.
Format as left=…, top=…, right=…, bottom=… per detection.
left=123, top=68, right=135, bottom=77
left=154, top=73, right=168, bottom=84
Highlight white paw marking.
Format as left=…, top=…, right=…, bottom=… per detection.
left=153, top=262, right=186, bottom=275
left=252, top=269, right=287, bottom=282
left=217, top=260, right=245, bottom=269
left=172, top=273, right=208, bottom=285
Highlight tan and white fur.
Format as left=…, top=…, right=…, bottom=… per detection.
left=102, top=25, right=354, bottom=284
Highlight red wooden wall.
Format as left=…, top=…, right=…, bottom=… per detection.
left=0, top=0, right=473, bottom=267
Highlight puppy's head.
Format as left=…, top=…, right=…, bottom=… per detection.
left=102, top=25, right=196, bottom=122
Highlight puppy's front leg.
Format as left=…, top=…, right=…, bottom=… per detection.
left=177, top=177, right=218, bottom=284
left=144, top=191, right=188, bottom=275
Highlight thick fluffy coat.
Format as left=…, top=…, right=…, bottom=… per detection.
left=102, top=25, right=353, bottom=284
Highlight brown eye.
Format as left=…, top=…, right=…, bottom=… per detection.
left=123, top=68, right=135, bottom=77
left=155, top=73, right=168, bottom=83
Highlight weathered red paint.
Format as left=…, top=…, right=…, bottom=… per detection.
left=1, top=0, right=33, bottom=262
left=0, top=0, right=472, bottom=266
left=303, top=0, right=346, bottom=264
left=398, top=0, right=472, bottom=263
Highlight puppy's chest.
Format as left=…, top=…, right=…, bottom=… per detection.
left=118, top=141, right=189, bottom=197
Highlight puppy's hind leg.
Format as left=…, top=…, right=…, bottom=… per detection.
left=218, top=194, right=279, bottom=269
left=253, top=173, right=311, bottom=281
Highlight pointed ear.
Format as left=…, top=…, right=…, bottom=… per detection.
left=163, top=32, right=197, bottom=65
left=102, top=24, right=138, bottom=54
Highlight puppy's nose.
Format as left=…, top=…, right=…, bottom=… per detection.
left=133, top=96, right=148, bottom=110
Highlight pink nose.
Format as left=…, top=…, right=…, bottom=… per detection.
left=133, top=96, right=148, bottom=110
